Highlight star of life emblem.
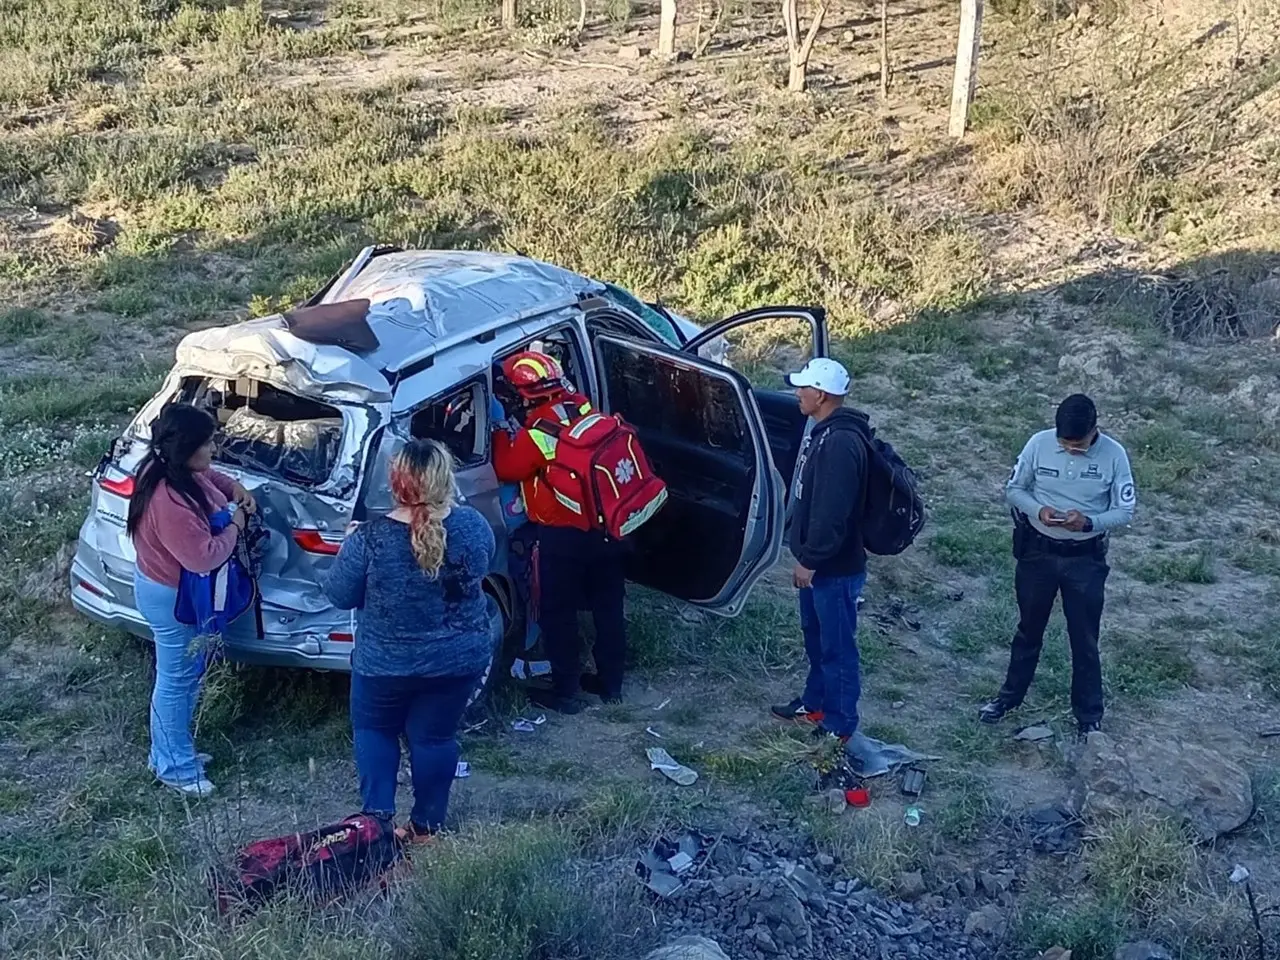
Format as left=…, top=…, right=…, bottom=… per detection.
left=615, top=458, right=636, bottom=484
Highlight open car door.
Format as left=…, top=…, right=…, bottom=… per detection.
left=591, top=334, right=785, bottom=616
left=682, top=307, right=828, bottom=506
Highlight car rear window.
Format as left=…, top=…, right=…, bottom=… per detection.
left=175, top=377, right=344, bottom=488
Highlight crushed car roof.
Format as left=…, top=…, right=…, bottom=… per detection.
left=320, top=250, right=602, bottom=374
left=173, top=250, right=605, bottom=403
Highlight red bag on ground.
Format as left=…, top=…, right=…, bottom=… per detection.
left=209, top=814, right=403, bottom=915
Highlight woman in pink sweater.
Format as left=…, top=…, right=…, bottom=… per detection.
left=126, top=404, right=256, bottom=797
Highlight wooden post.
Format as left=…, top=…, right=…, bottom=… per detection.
left=502, top=0, right=518, bottom=29
left=658, top=0, right=678, bottom=57
left=879, top=0, right=889, bottom=99
left=948, top=0, right=983, bottom=138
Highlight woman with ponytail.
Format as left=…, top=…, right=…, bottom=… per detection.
left=322, top=438, right=495, bottom=843
left=127, top=403, right=256, bottom=797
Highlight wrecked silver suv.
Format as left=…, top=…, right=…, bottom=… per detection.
left=71, top=246, right=830, bottom=678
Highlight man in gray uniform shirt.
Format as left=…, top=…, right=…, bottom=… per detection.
left=979, top=394, right=1136, bottom=738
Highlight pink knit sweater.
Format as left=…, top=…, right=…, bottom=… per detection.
left=133, top=470, right=239, bottom=588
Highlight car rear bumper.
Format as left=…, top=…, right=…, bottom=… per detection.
left=69, top=566, right=354, bottom=673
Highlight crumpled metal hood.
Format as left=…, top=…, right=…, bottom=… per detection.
left=175, top=315, right=392, bottom=403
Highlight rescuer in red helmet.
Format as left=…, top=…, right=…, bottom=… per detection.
left=492, top=350, right=627, bottom=714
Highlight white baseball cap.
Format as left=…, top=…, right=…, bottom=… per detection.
left=785, top=358, right=850, bottom=396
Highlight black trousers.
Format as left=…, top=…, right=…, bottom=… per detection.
left=537, top=525, right=627, bottom=699
left=998, top=535, right=1109, bottom=724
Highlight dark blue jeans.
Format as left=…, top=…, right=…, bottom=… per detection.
left=350, top=671, right=479, bottom=833
left=799, top=572, right=868, bottom=737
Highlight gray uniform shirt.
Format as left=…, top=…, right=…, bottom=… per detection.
left=1006, top=429, right=1137, bottom=541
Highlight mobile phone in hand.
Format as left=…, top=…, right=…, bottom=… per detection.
left=1045, top=513, right=1068, bottom=525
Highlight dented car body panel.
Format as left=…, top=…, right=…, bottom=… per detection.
left=70, top=247, right=825, bottom=674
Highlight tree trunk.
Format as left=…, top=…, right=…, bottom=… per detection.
left=658, top=0, right=678, bottom=57
left=879, top=0, right=890, bottom=98
left=783, top=0, right=827, bottom=93
left=502, top=0, right=518, bottom=29
left=576, top=0, right=587, bottom=33
left=694, top=0, right=723, bottom=57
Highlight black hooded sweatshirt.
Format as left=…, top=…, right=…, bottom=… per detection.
left=790, top=407, right=869, bottom=577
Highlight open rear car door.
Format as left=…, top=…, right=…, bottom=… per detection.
left=682, top=307, right=828, bottom=507
left=590, top=334, right=785, bottom=616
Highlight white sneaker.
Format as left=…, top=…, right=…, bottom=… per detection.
left=160, top=777, right=216, bottom=798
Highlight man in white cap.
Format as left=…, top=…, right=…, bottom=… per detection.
left=770, top=357, right=871, bottom=745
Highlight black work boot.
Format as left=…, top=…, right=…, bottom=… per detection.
left=978, top=696, right=1019, bottom=724
left=1076, top=719, right=1101, bottom=742
left=528, top=688, right=585, bottom=715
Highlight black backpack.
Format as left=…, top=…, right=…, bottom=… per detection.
left=849, top=418, right=925, bottom=555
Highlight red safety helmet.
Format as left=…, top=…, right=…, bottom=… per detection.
left=501, top=350, right=569, bottom=400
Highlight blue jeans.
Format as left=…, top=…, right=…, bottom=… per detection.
left=350, top=671, right=479, bottom=832
left=799, top=572, right=868, bottom=737
left=135, top=572, right=251, bottom=786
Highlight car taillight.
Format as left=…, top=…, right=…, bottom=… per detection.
left=329, top=632, right=354, bottom=643
left=77, top=579, right=106, bottom=597
left=292, top=530, right=343, bottom=555
left=98, top=474, right=135, bottom=498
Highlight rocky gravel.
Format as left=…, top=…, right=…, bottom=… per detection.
left=649, top=836, right=999, bottom=960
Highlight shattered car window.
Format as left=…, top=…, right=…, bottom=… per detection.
left=600, top=284, right=681, bottom=346
left=176, top=377, right=344, bottom=488
left=597, top=339, right=748, bottom=457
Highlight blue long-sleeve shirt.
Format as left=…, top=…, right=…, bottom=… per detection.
left=1006, top=429, right=1137, bottom=540
left=321, top=507, right=496, bottom=678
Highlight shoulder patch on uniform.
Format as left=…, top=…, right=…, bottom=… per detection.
left=1120, top=482, right=1136, bottom=504
left=1036, top=466, right=1060, bottom=478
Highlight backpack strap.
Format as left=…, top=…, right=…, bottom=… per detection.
left=530, top=417, right=564, bottom=437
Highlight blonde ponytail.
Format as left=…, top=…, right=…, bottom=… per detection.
left=389, top=439, right=458, bottom=577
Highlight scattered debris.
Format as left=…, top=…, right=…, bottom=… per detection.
left=845, top=787, right=871, bottom=808
left=510, top=658, right=552, bottom=680
left=1039, top=946, right=1072, bottom=960
left=654, top=698, right=672, bottom=711
left=646, top=726, right=665, bottom=739
left=1258, top=726, right=1280, bottom=738
left=511, top=714, right=547, bottom=733
left=1014, top=725, right=1055, bottom=742
left=636, top=831, right=713, bottom=897
left=867, top=595, right=921, bottom=632
left=903, top=806, right=922, bottom=827
left=454, top=761, right=470, bottom=779
left=846, top=731, right=939, bottom=778
left=891, top=700, right=905, bottom=710
left=462, top=719, right=489, bottom=734
left=900, top=766, right=927, bottom=798
left=648, top=747, right=699, bottom=786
